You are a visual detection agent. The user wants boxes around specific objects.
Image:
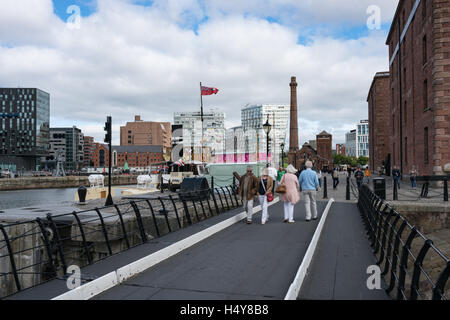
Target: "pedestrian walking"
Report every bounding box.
[238,165,259,224]
[258,168,274,225]
[299,161,319,221]
[332,167,339,189]
[354,167,364,188]
[279,164,300,223]
[410,166,418,189]
[392,166,401,189]
[364,167,371,184]
[317,169,322,188]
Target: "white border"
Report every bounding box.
[284,198,335,300]
[53,198,279,300]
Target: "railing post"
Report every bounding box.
[46,213,67,274]
[216,187,225,211]
[132,201,149,242]
[409,239,433,300]
[432,261,450,300]
[210,188,220,215]
[444,177,448,202]
[323,176,328,199]
[35,218,58,276]
[168,195,182,229]
[220,187,231,210]
[382,213,401,276]
[397,227,418,300]
[158,197,172,233]
[225,186,235,207]
[71,212,94,264]
[190,192,200,221]
[197,192,208,219]
[386,219,408,294]
[393,178,398,201]
[114,205,131,249]
[94,208,113,255]
[346,176,350,200]
[179,195,192,225]
[0,224,21,292]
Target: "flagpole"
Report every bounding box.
[200,82,204,163]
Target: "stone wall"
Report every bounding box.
[0,175,138,191]
[388,201,450,234]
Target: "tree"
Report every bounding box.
[357,156,369,166]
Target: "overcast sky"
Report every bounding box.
[0,0,398,145]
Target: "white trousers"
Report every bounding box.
[303,190,318,220]
[283,202,295,222]
[243,199,254,221]
[258,195,269,223]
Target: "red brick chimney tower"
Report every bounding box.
[288,76,299,167]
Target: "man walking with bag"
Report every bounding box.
[238,166,259,224]
[298,161,319,221]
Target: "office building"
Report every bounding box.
[0,88,50,171]
[48,126,84,171]
[356,120,369,158]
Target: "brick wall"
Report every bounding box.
[387,0,450,176]
[368,73,391,172]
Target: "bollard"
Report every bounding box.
[393,178,398,201]
[77,186,87,203]
[444,177,448,202]
[346,177,350,200]
[160,174,164,194]
[233,176,236,189]
[211,176,214,190]
[323,176,328,199]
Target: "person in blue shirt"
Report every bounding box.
[298,161,319,221]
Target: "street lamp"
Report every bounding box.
[280,142,285,168]
[263,116,272,168]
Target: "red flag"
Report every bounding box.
[201,86,219,95]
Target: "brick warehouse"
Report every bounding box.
[367,72,391,173]
[386,0,450,176]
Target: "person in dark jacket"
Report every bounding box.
[392,166,401,189]
[354,168,364,188]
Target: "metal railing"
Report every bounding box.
[0,184,241,299]
[358,184,450,300]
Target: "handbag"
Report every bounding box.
[267,192,274,202]
[275,184,286,194]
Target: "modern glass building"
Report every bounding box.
[345,129,356,157]
[241,104,290,168]
[173,109,226,162]
[0,88,50,171]
[356,120,369,157]
[47,126,84,171]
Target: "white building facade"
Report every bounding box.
[173,110,225,162]
[356,120,369,157]
[240,104,290,168]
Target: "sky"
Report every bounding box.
[0,0,399,146]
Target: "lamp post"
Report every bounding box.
[280,142,285,168]
[263,116,272,168]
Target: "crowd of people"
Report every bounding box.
[237,161,321,225]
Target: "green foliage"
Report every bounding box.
[332,154,368,167]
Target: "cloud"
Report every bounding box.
[0,0,395,145]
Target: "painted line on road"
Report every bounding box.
[52,197,279,300]
[284,198,335,300]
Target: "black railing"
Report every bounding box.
[358,185,449,300]
[0,185,241,299]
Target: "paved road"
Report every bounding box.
[94,200,327,300]
[298,201,390,300]
[8,194,391,300]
